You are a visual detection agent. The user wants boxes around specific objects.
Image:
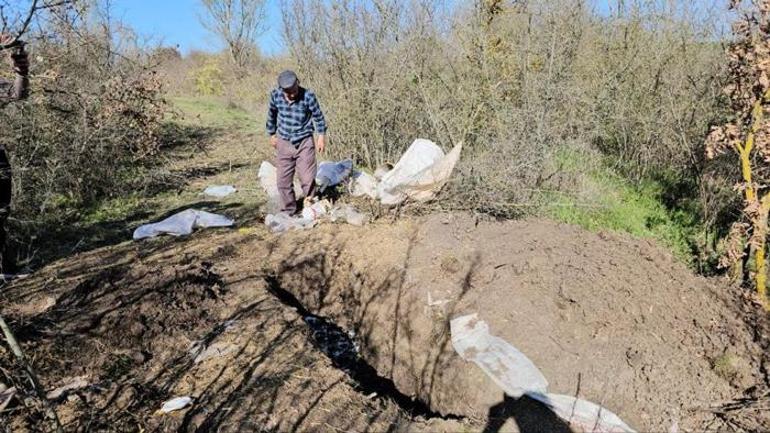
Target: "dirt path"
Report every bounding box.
[1,100,767,432]
[1,211,767,432]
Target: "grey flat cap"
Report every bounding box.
[278,70,298,89]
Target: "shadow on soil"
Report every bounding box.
[0,230,439,432]
[481,395,574,433]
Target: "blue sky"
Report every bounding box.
[113,0,727,56]
[113,0,286,55]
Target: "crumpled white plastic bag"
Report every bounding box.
[158,396,192,413]
[377,139,462,205]
[348,139,461,204]
[133,209,234,240]
[350,171,378,199]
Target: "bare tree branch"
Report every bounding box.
[199,0,267,71]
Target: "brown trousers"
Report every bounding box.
[276,136,316,214]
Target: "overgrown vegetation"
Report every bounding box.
[0,1,170,266]
[276,0,730,270]
[706,0,770,307]
[1,0,766,284]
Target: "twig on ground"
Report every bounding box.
[0,313,64,433]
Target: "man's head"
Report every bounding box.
[278,70,300,101]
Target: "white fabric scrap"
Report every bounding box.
[133,209,234,240]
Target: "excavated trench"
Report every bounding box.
[264,275,464,421]
[256,214,770,432]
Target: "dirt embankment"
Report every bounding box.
[1,213,767,432]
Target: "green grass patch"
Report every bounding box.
[169,95,258,130]
[80,195,146,225]
[544,148,696,263]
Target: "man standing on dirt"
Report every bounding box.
[266,70,327,215]
[0,36,30,275]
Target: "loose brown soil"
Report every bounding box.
[1,212,768,432]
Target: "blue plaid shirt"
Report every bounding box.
[266,87,327,144]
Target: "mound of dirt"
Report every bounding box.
[264,213,765,432]
[1,213,766,432]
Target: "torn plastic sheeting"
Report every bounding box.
[257,161,303,213]
[191,342,238,364]
[265,212,315,233]
[266,201,366,233]
[133,209,234,240]
[450,314,636,433]
[316,159,353,192]
[527,393,636,433]
[450,313,548,398]
[203,185,237,198]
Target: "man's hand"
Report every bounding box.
[270,135,278,148]
[1,34,27,75]
[316,135,325,154]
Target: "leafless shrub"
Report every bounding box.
[280,0,727,216]
[199,0,267,73]
[0,0,168,255]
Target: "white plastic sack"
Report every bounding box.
[450,314,548,398]
[133,209,234,240]
[528,393,636,433]
[158,396,192,413]
[203,185,237,198]
[377,139,462,205]
[257,161,303,213]
[316,160,353,192]
[350,171,378,199]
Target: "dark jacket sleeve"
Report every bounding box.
[0,47,29,105]
[266,90,278,136]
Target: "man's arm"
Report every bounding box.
[308,91,327,153]
[266,91,278,134]
[266,91,279,147]
[0,44,29,104]
[308,91,327,135]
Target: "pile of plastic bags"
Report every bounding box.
[260,138,462,233]
[351,139,463,205]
